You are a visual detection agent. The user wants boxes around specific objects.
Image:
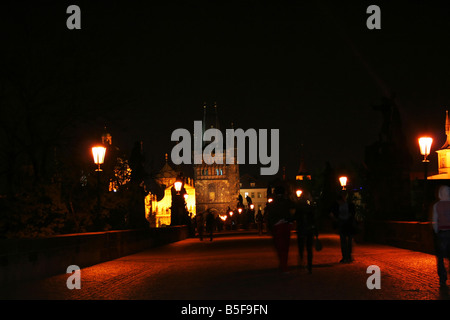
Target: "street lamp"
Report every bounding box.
[92,146,106,171]
[174,177,183,195]
[171,175,186,226]
[92,145,106,214]
[296,189,303,198]
[419,137,433,180]
[339,176,348,190]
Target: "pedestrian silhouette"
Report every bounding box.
[330,191,356,263]
[266,186,295,273]
[432,185,450,288]
[196,213,204,241]
[256,209,263,236]
[206,210,215,241]
[295,191,318,273]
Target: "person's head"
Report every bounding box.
[438,185,450,201]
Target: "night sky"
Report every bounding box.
[1,1,450,182]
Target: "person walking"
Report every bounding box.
[266,186,295,273]
[330,191,356,263]
[295,191,318,273]
[196,213,204,241]
[206,209,215,241]
[256,209,263,236]
[432,185,450,288]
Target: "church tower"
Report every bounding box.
[193,103,240,216]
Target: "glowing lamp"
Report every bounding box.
[339,176,348,190]
[238,207,242,214]
[418,137,433,162]
[92,146,106,171]
[296,189,303,198]
[250,204,254,210]
[219,215,227,221]
[268,198,273,203]
[174,179,183,193]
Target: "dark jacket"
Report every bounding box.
[330,200,356,235]
[295,200,317,236]
[266,195,295,230]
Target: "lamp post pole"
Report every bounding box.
[419,137,433,180]
[92,146,106,214]
[339,176,348,191]
[171,175,185,226]
[418,137,433,218]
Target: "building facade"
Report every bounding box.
[145,155,196,227]
[429,110,450,180]
[193,103,240,217]
[239,174,268,214]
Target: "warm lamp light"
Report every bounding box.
[418,137,433,162]
[296,189,303,198]
[238,208,242,214]
[92,146,106,171]
[339,176,348,190]
[250,204,255,210]
[174,179,183,193]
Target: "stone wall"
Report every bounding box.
[0,226,189,286]
[364,220,436,254]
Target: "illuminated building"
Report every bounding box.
[193,103,240,217]
[239,174,268,213]
[428,110,450,180]
[145,154,196,227]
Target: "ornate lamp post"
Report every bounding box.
[92,146,106,171]
[92,145,106,213]
[174,177,183,194]
[418,137,433,218]
[418,137,433,180]
[339,176,348,190]
[171,175,186,226]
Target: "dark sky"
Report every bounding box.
[2,1,450,182]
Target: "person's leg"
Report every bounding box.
[297,232,305,266]
[437,233,448,286]
[339,233,347,262]
[347,234,353,262]
[306,233,313,273]
[274,223,291,272]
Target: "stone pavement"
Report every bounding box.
[0,233,448,302]
[0,232,449,319]
[0,230,448,302]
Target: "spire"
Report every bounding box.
[214,101,219,130]
[101,125,112,146]
[442,109,450,149]
[202,102,207,134]
[446,109,450,141]
[296,143,312,180]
